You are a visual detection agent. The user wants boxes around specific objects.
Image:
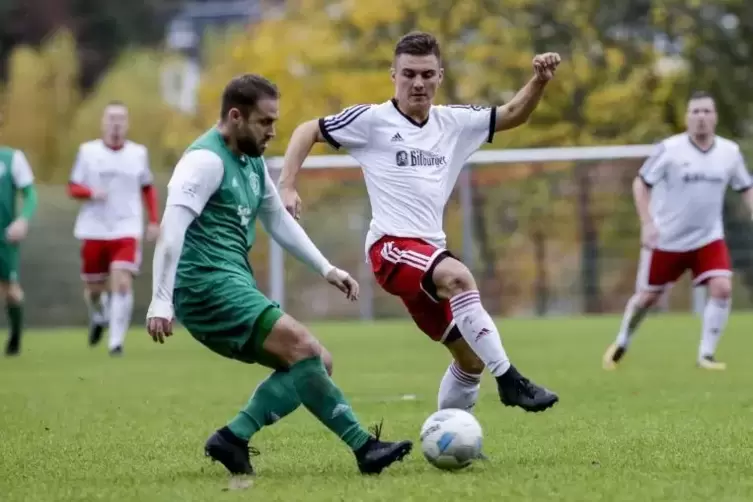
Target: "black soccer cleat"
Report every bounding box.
[204,427,257,476]
[88,324,105,347]
[5,337,20,356]
[496,365,558,413]
[109,346,123,357]
[355,420,413,475]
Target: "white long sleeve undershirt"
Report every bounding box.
[147,149,333,319]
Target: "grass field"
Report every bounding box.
[2,313,753,501]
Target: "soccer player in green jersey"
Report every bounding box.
[146,74,412,476]
[0,145,37,356]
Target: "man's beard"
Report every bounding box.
[237,136,263,157]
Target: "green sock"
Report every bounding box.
[7,303,22,344]
[288,356,371,451]
[228,370,302,441]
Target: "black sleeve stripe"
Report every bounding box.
[321,104,370,132]
[638,173,653,187]
[447,104,488,111]
[734,183,753,193]
[487,106,497,143]
[318,118,341,150]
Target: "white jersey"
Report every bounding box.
[319,99,496,255]
[639,133,753,251]
[70,139,153,240]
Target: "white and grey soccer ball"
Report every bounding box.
[420,408,483,470]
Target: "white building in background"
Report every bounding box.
[162,0,275,114]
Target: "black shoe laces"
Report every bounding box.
[515,377,538,398]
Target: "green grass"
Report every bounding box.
[2,314,753,501]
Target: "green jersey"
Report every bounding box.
[172,128,267,289]
[0,147,34,228]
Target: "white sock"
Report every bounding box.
[108,291,133,350]
[699,297,730,359]
[615,294,650,348]
[449,291,511,377]
[438,362,481,412]
[85,290,108,326]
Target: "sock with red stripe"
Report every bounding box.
[438,361,481,411]
[449,290,511,377]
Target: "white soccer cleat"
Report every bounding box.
[697,355,726,371]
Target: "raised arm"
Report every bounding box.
[146,150,223,341]
[279,105,373,218]
[495,52,561,132]
[260,161,359,300]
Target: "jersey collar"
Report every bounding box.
[687,133,716,154]
[391,98,430,128]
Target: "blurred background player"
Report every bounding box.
[0,142,37,356]
[604,91,753,371]
[68,101,160,356]
[281,32,559,415]
[146,74,412,476]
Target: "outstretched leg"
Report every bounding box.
[203,309,411,476]
[432,256,558,413]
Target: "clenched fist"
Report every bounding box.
[533,52,561,82]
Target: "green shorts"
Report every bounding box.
[174,275,285,369]
[0,243,19,283]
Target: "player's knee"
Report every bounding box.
[6,283,24,304]
[708,277,732,301]
[432,258,477,298]
[86,282,107,297]
[321,347,334,376]
[111,270,132,294]
[264,315,323,367]
[636,290,661,309]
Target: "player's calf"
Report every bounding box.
[3,282,24,356]
[433,258,558,413]
[440,337,483,411]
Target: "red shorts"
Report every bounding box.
[369,236,460,343]
[636,239,732,291]
[80,237,141,282]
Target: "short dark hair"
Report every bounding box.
[220,74,280,119]
[689,90,714,102]
[394,31,441,60]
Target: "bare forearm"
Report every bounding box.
[742,188,753,216]
[496,76,548,131]
[279,120,321,190]
[632,178,653,224]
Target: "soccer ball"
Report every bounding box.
[419,408,483,471]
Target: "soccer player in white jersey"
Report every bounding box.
[280,32,560,414]
[68,101,161,356]
[603,91,753,371]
